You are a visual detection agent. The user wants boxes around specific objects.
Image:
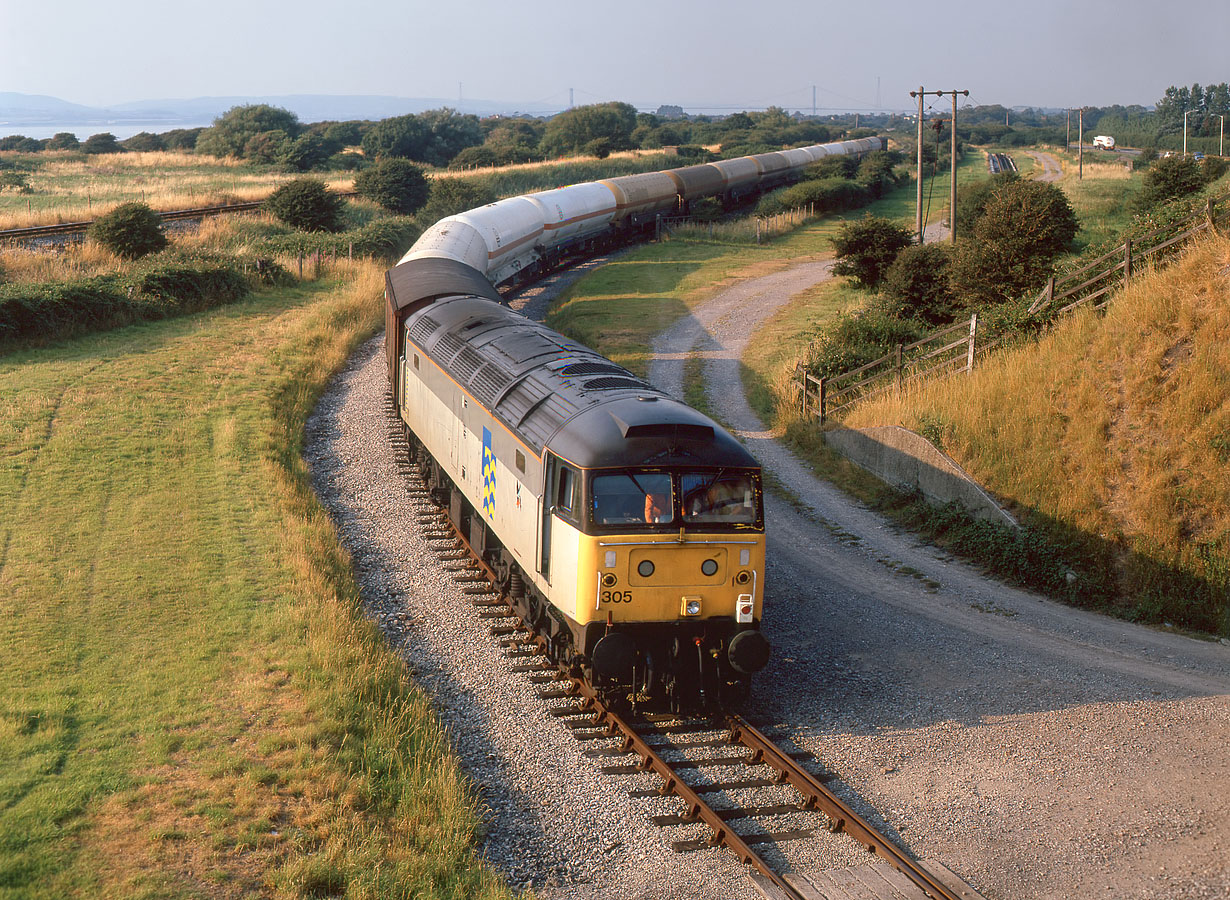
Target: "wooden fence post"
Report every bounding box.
[895,343,904,392]
[1208,197,1219,235]
[1123,238,1133,282]
[966,313,978,373]
[818,377,826,424]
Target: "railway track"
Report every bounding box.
[384,403,978,900]
[0,193,358,245]
[987,152,1017,175]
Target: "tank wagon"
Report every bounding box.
[385,136,884,708]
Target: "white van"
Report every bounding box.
[1092,135,1115,150]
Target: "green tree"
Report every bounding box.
[419,178,496,224]
[1135,155,1205,209]
[83,133,123,155]
[88,202,167,259]
[354,159,430,215]
[539,102,638,156]
[950,179,1078,306]
[264,178,344,232]
[279,132,335,171]
[46,132,80,151]
[196,105,300,158]
[121,132,166,152]
[831,217,914,290]
[416,108,483,167]
[955,171,1019,234]
[361,113,429,161]
[243,130,293,165]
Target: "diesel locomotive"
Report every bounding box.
[384,136,884,708]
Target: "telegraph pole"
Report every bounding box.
[950,89,969,242]
[1066,108,1071,150]
[910,87,968,243]
[813,85,817,117]
[1078,108,1084,180]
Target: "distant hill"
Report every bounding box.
[0,91,561,135]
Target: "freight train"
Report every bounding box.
[384,136,885,709]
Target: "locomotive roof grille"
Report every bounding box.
[559,362,630,377]
[582,376,651,391]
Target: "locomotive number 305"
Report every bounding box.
[601,590,633,604]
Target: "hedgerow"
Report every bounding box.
[0,255,250,346]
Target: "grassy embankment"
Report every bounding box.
[842,234,1230,634]
[0,253,519,895]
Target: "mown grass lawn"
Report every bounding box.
[0,271,515,900]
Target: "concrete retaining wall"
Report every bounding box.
[823,426,1019,528]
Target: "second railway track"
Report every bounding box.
[385,400,979,900]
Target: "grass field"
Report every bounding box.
[0,267,516,899]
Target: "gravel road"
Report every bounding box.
[307,247,1229,900]
[650,259,1230,900]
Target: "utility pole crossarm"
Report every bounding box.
[909,88,968,244]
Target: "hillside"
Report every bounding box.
[843,233,1230,634]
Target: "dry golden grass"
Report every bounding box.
[844,234,1230,598]
[1076,162,1133,180]
[0,152,356,231]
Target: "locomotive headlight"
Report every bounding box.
[682,596,702,617]
[700,559,718,577]
[637,560,655,578]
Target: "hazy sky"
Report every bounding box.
[3,0,1226,113]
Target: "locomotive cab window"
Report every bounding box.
[553,463,580,522]
[591,472,673,526]
[681,471,758,525]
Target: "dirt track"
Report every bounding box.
[648,258,1230,900]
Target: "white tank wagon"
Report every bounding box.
[396,136,886,293]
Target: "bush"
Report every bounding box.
[954,171,1019,235]
[0,257,248,345]
[121,132,165,152]
[950,179,1078,307]
[88,202,168,259]
[197,105,300,159]
[583,138,613,159]
[46,132,80,151]
[82,133,123,155]
[804,309,927,378]
[258,218,422,263]
[449,146,500,170]
[879,243,958,325]
[264,179,344,232]
[756,178,872,218]
[830,217,914,290]
[807,156,859,180]
[280,133,336,171]
[1135,155,1204,210]
[354,159,430,215]
[418,178,496,224]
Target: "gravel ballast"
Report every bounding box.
[307,253,1230,899]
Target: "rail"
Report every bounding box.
[387,403,972,900]
[0,193,358,244]
[793,192,1226,423]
